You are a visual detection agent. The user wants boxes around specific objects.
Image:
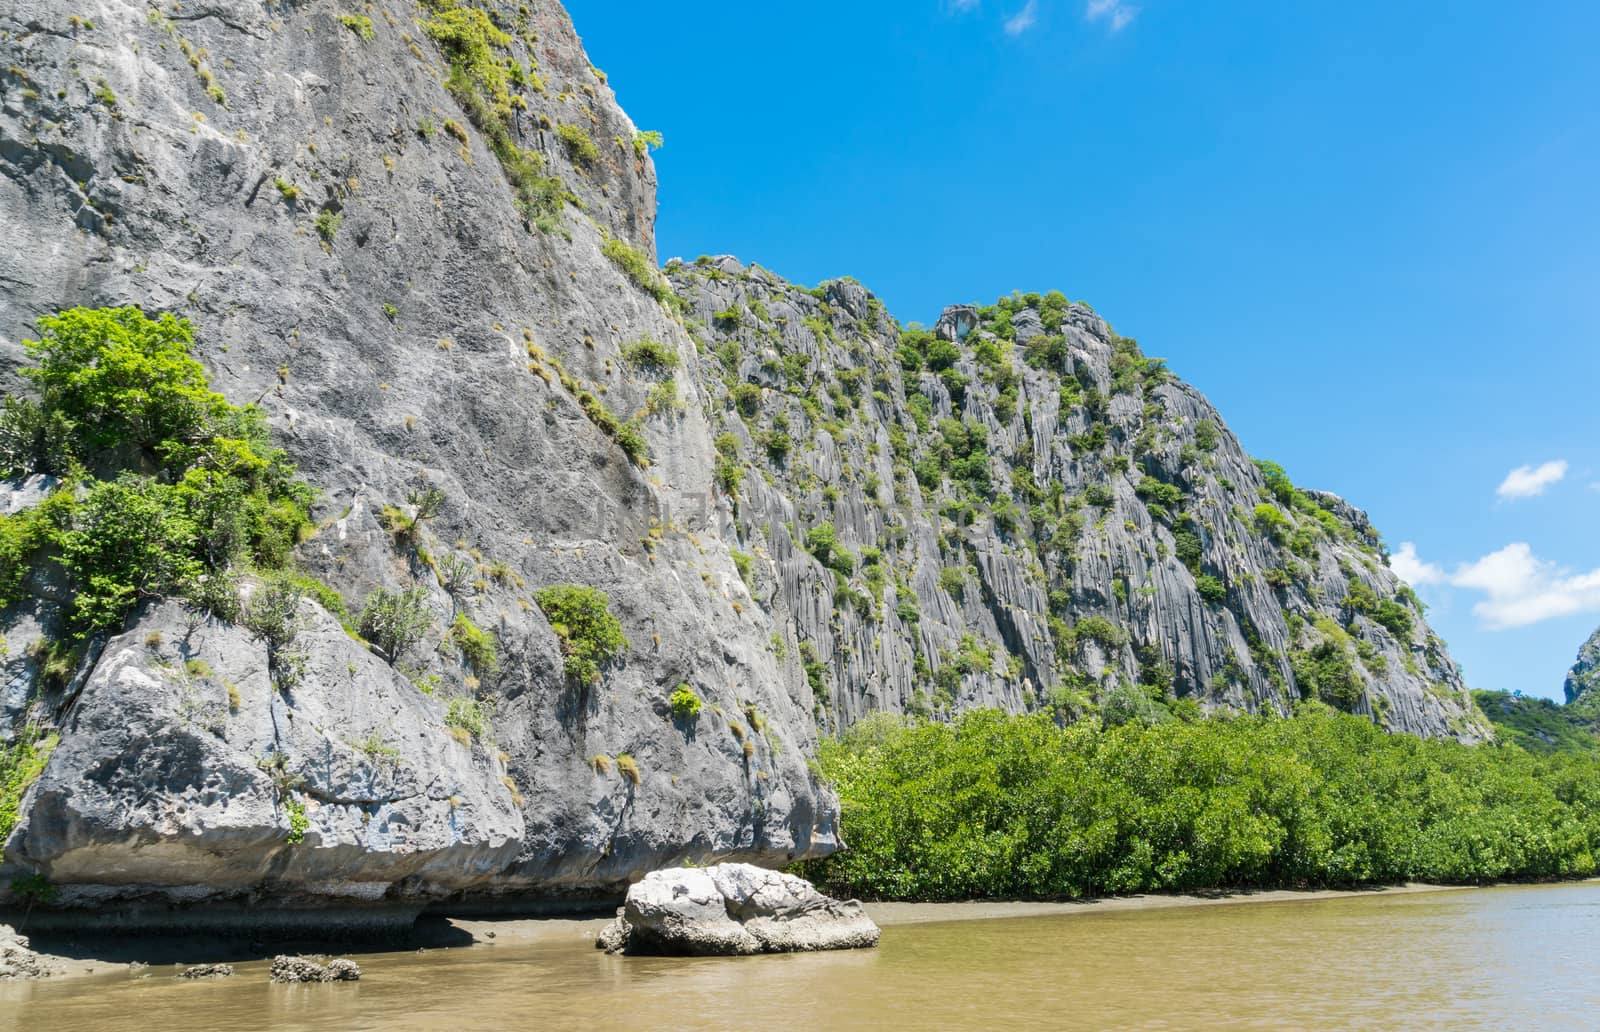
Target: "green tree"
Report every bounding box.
[19,306,227,462]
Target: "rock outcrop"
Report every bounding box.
[0,924,49,980]
[269,955,361,983]
[8,599,523,914]
[0,0,1488,925]
[596,863,879,955]
[179,963,235,979]
[1563,625,1600,716]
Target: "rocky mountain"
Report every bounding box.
[669,260,1486,741]
[0,0,1485,928]
[1563,625,1600,717]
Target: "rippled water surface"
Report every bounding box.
[4,882,1598,1030]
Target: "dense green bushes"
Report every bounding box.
[799,707,1600,900]
[0,307,312,637]
[1290,618,1363,710]
[1194,573,1227,605]
[1344,580,1414,639]
[1475,690,1600,755]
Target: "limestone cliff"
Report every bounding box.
[0,0,1485,926]
[0,0,833,923]
[669,261,1486,741]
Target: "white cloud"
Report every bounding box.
[1395,541,1600,630]
[946,0,981,12]
[1455,544,1600,629]
[1391,542,1444,586]
[1496,459,1567,499]
[1086,0,1139,31]
[1004,0,1037,34]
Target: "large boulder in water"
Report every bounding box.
[596,863,880,956]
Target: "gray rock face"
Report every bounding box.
[0,0,1489,922]
[269,955,361,983]
[935,305,978,341]
[7,599,523,912]
[1563,626,1600,712]
[0,475,57,517]
[596,863,879,955]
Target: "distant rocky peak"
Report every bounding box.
[1564,625,1600,711]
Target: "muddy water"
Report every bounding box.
[3,882,1597,1030]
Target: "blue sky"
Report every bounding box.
[568,0,1600,699]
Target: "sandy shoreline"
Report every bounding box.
[864,881,1474,925]
[5,881,1487,984]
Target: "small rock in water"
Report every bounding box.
[180,963,235,979]
[324,959,361,981]
[596,863,880,956]
[269,955,362,983]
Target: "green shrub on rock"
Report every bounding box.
[0,307,313,638]
[1135,476,1183,511]
[12,306,225,460]
[445,696,491,741]
[359,586,433,663]
[556,123,598,166]
[0,726,58,842]
[804,522,855,576]
[602,237,677,308]
[420,0,569,231]
[668,683,702,720]
[1074,616,1127,648]
[621,337,679,373]
[447,613,499,676]
[1344,580,1415,639]
[1195,574,1227,605]
[534,584,627,685]
[1291,621,1363,711]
